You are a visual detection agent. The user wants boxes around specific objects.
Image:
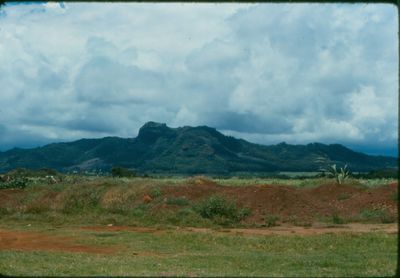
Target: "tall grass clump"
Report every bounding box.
[194,196,250,225]
[55,184,106,213]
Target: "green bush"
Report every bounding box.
[194,196,250,223]
[4,168,61,178]
[360,209,395,223]
[265,215,279,227]
[150,187,162,198]
[166,197,189,206]
[0,207,12,216]
[0,177,29,189]
[332,213,345,224]
[337,193,351,201]
[111,167,136,178]
[61,186,104,213]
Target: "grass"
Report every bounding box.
[0,176,397,276]
[166,197,190,206]
[3,174,396,190]
[0,221,396,277]
[194,195,249,223]
[332,214,346,225]
[215,176,396,188]
[359,209,396,224]
[337,193,351,201]
[0,175,396,228]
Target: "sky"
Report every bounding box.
[0,2,398,156]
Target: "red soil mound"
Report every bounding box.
[161,181,398,223]
[0,180,397,224]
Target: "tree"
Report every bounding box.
[111,167,136,178]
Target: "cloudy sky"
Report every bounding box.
[0,2,398,156]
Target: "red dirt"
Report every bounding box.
[81,226,162,234]
[0,179,397,224]
[0,229,116,254]
[161,181,398,223]
[79,223,397,236]
[143,194,153,203]
[339,183,398,216]
[185,223,398,236]
[0,188,25,207]
[0,223,396,255]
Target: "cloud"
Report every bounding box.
[75,56,167,105]
[0,3,397,156]
[208,111,292,134]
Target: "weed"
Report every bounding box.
[238,207,252,219]
[150,188,162,198]
[360,209,395,223]
[0,177,29,189]
[265,215,279,227]
[59,185,105,213]
[332,214,345,224]
[194,196,248,223]
[94,233,116,238]
[166,197,189,206]
[25,204,49,214]
[337,193,351,201]
[0,207,12,216]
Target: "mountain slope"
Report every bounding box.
[0,122,397,174]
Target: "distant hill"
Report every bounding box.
[0,122,397,174]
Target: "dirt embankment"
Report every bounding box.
[162,180,398,223]
[0,180,397,224]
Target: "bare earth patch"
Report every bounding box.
[187,223,398,236]
[0,223,396,255]
[81,223,397,236]
[0,228,116,254]
[80,225,162,234]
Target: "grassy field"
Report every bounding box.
[0,221,397,277]
[0,175,398,276]
[0,175,397,226]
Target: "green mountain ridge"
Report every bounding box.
[0,121,397,174]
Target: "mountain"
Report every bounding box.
[0,122,397,174]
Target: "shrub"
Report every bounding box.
[166,197,189,206]
[0,207,12,216]
[111,167,136,178]
[0,177,29,189]
[332,213,345,224]
[25,203,50,214]
[238,207,252,219]
[194,196,250,223]
[150,188,162,198]
[360,209,395,223]
[265,215,279,227]
[337,193,351,201]
[59,186,104,213]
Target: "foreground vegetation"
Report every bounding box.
[0,221,396,277]
[0,170,397,277]
[0,171,397,227]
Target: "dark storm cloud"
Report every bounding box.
[209,111,292,134]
